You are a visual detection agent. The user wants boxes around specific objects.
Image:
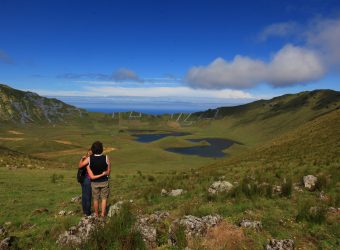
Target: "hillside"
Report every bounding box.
[193,89,340,144]
[0,84,86,123]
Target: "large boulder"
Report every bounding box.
[265,239,294,250]
[135,211,169,248]
[239,219,262,231]
[169,214,222,243]
[303,175,318,191]
[56,215,104,247]
[208,181,234,194]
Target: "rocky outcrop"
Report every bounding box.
[135,211,169,247]
[208,181,233,194]
[0,236,17,250]
[0,84,85,124]
[239,219,262,231]
[0,226,7,239]
[303,175,318,191]
[107,201,124,217]
[169,214,222,244]
[265,239,294,250]
[57,215,104,247]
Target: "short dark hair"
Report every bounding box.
[91,141,103,154]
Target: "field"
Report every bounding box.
[0,91,339,249]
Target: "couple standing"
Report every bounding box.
[79,141,111,217]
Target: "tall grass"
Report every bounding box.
[81,204,146,250]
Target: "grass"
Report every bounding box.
[0,91,339,249]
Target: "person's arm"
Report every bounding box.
[106,155,111,176]
[79,157,89,168]
[86,165,107,180]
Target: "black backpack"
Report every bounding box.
[77,166,86,183]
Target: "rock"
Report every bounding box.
[303,175,318,191]
[135,211,169,248]
[169,214,222,241]
[293,183,303,192]
[319,191,330,202]
[71,195,82,203]
[328,207,340,214]
[33,208,49,214]
[208,181,233,194]
[57,215,104,247]
[239,219,262,231]
[272,185,282,194]
[107,201,124,217]
[58,210,67,216]
[161,189,168,196]
[0,236,18,250]
[169,189,185,197]
[265,239,294,250]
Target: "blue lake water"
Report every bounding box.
[131,131,236,158]
[166,138,236,158]
[132,132,191,143]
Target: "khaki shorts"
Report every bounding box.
[91,181,109,200]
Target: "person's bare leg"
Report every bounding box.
[101,199,107,217]
[93,200,99,217]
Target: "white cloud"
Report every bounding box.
[186,44,324,89]
[30,86,253,99]
[258,21,300,41]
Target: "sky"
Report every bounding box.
[0,0,340,113]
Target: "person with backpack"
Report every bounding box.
[78,149,93,216]
[79,141,111,217]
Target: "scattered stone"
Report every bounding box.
[319,191,330,202]
[57,215,104,247]
[71,195,81,203]
[0,236,18,250]
[293,183,303,192]
[208,181,234,194]
[33,208,49,214]
[265,239,294,250]
[328,207,340,214]
[239,219,262,231]
[161,189,168,196]
[272,185,282,194]
[107,201,124,217]
[169,214,222,241]
[67,211,75,216]
[58,210,67,216]
[169,189,185,197]
[303,175,318,191]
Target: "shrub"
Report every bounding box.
[147,175,155,182]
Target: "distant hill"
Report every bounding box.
[0,84,86,123]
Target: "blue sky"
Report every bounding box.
[0,0,340,113]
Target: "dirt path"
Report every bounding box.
[0,137,24,141]
[8,130,24,135]
[53,140,73,145]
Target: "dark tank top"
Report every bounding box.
[89,155,108,182]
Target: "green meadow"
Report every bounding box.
[0,90,339,249]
